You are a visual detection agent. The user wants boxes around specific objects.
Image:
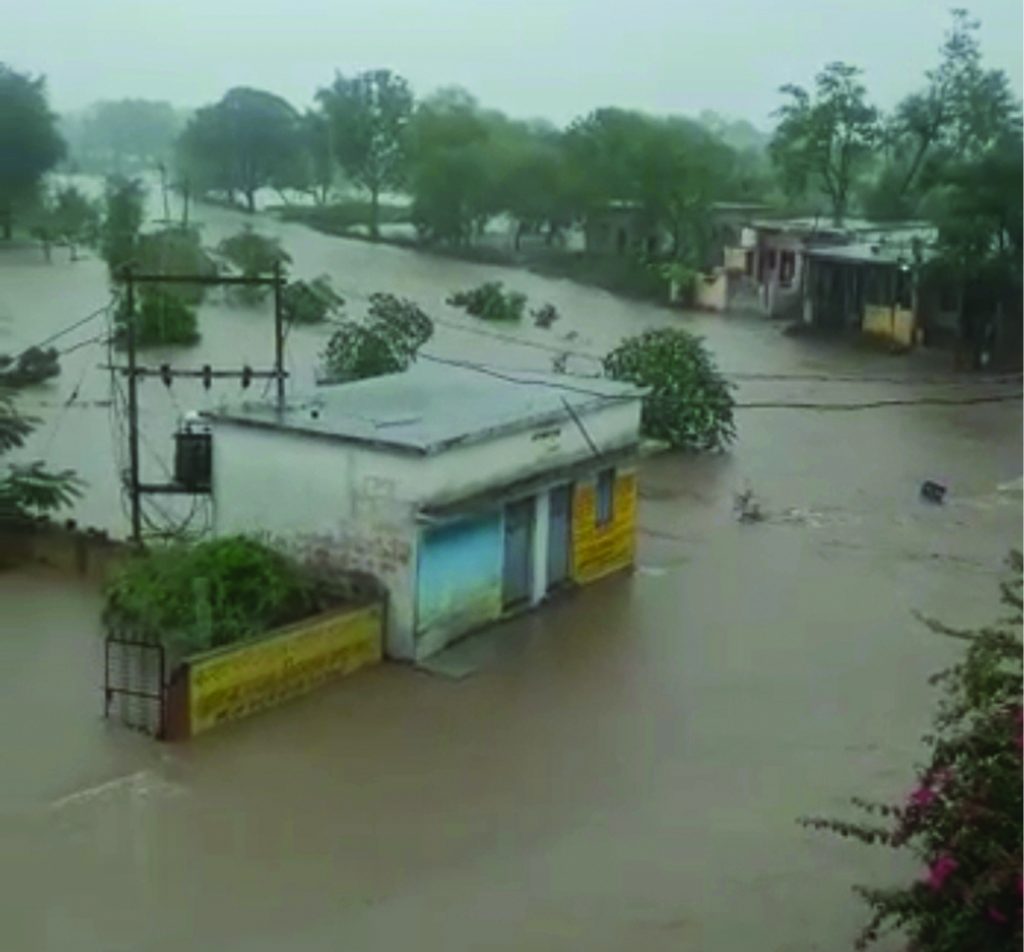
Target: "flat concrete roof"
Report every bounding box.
[205,361,643,456]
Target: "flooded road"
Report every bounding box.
[1,192,1021,950]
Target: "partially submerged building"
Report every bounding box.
[204,364,644,661]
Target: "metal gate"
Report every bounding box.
[104,636,166,738]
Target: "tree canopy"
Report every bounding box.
[317,70,414,237]
[0,64,65,239]
[770,61,879,224]
[177,87,303,212]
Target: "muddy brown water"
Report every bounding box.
[1,186,1021,950]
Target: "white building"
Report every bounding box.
[205,363,644,661]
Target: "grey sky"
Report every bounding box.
[11,0,1023,126]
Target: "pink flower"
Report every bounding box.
[925,853,958,892]
[987,906,1009,925]
[908,784,936,808]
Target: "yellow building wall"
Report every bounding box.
[863,305,915,347]
[571,471,637,585]
[185,602,383,736]
[695,269,728,311]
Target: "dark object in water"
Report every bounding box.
[0,346,61,389]
[531,303,560,328]
[920,480,947,504]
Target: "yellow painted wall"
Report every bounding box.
[572,471,637,585]
[695,269,728,311]
[863,305,915,347]
[186,603,382,736]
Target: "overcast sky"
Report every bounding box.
[10,0,1022,126]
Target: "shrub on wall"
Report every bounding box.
[102,535,319,654]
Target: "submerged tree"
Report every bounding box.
[603,328,735,451]
[320,294,433,383]
[99,176,145,276]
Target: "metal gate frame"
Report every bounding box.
[103,635,166,738]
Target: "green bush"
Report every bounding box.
[603,327,735,451]
[282,275,345,324]
[115,288,200,349]
[446,281,527,321]
[102,536,318,654]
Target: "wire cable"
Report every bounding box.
[417,351,1021,411]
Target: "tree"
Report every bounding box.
[317,69,414,237]
[177,88,302,212]
[404,89,510,246]
[29,184,100,262]
[0,387,81,521]
[603,328,735,451]
[217,227,292,305]
[771,62,879,224]
[800,553,1022,951]
[297,111,335,206]
[281,276,345,325]
[895,10,1019,196]
[99,176,145,276]
[0,64,65,240]
[321,294,433,383]
[114,288,200,350]
[78,99,181,173]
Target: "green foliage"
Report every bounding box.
[405,88,498,245]
[177,87,303,211]
[102,535,319,654]
[0,388,82,522]
[446,281,526,321]
[115,287,200,349]
[99,176,145,276]
[217,227,291,305]
[321,293,433,383]
[217,227,291,277]
[316,70,414,236]
[77,99,181,173]
[0,347,60,388]
[771,62,879,224]
[136,225,218,305]
[0,64,65,239]
[800,554,1023,951]
[603,328,735,450]
[281,275,345,324]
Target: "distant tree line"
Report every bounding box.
[0,7,1018,329]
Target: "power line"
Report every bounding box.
[417,351,1021,411]
[10,299,115,361]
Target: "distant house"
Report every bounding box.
[584,201,665,257]
[584,200,770,266]
[802,241,919,346]
[707,217,936,320]
[205,364,644,661]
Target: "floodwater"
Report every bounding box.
[1,188,1021,950]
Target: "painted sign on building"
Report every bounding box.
[415,514,503,656]
[572,471,637,584]
[184,603,383,736]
